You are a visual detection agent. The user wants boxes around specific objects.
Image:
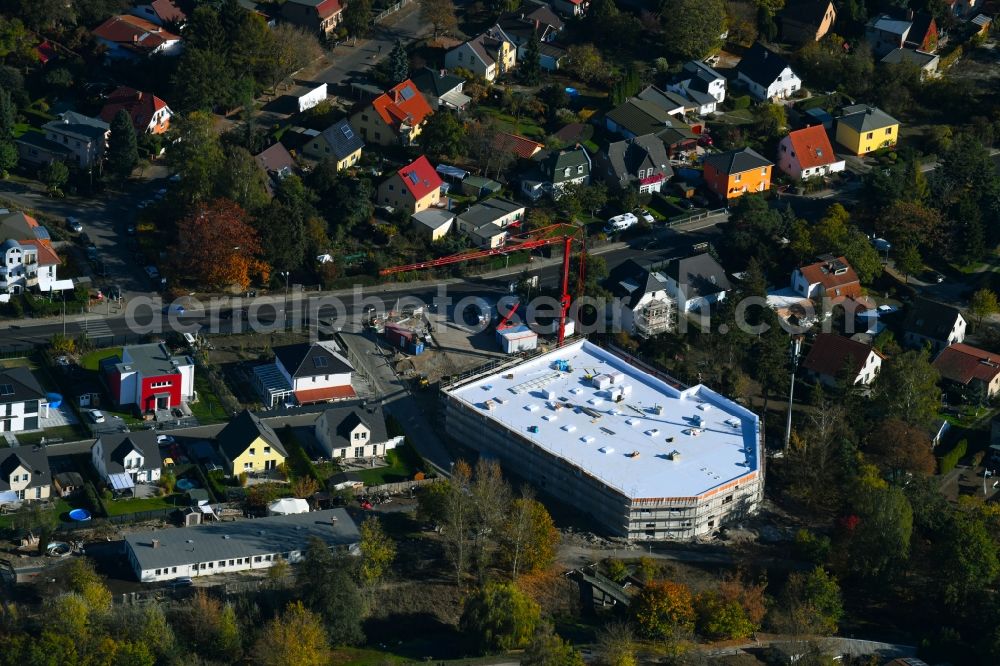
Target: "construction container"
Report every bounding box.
[384,323,425,355]
[497,325,538,353]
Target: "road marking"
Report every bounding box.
[83,319,113,339]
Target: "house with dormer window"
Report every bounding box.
[254,341,356,407]
[314,402,404,459]
[777,125,845,180]
[92,432,163,493]
[444,25,517,82]
[0,445,51,502]
[0,211,62,295]
[350,79,433,147]
[736,42,802,101]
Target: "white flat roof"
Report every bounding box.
[446,340,760,500]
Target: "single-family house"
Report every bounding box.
[0,367,46,433]
[779,0,837,44]
[0,212,62,295]
[903,298,967,353]
[494,132,544,159]
[350,79,433,147]
[314,402,405,459]
[791,255,862,300]
[92,432,163,491]
[456,198,525,248]
[377,155,443,214]
[636,85,692,116]
[281,0,343,35]
[609,261,674,337]
[595,134,673,194]
[102,342,195,413]
[666,60,726,114]
[933,343,1000,398]
[702,147,773,200]
[131,0,187,26]
[92,15,182,59]
[880,48,940,79]
[735,43,802,101]
[0,445,51,502]
[301,119,364,169]
[802,333,884,387]
[445,25,517,82]
[520,146,591,200]
[835,104,899,155]
[605,99,683,139]
[253,341,355,407]
[410,67,471,111]
[866,15,912,58]
[216,410,288,477]
[124,508,359,583]
[905,13,938,53]
[411,209,456,241]
[777,125,845,180]
[553,0,588,17]
[498,6,566,71]
[16,112,109,170]
[662,253,731,314]
[99,86,172,135]
[254,143,296,195]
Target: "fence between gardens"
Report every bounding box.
[372,0,413,24]
[665,208,728,228]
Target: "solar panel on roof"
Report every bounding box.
[408,171,420,184]
[400,86,415,100]
[341,125,354,140]
[314,356,328,368]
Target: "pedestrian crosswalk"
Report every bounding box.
[81,318,113,339]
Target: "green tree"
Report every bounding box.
[969,288,999,329]
[847,484,914,580]
[695,592,755,640]
[523,623,585,666]
[173,47,233,111]
[662,0,727,60]
[774,566,843,635]
[106,109,138,183]
[565,44,606,85]
[841,228,883,283]
[421,0,458,38]
[812,203,849,253]
[0,141,16,177]
[521,32,542,86]
[41,160,69,195]
[253,602,330,666]
[631,580,696,639]
[419,109,466,159]
[258,175,311,273]
[359,515,396,589]
[297,537,365,646]
[388,39,409,84]
[167,111,224,204]
[894,242,923,284]
[216,145,269,211]
[871,348,941,427]
[500,496,560,578]
[0,86,16,141]
[937,511,1000,610]
[459,582,542,653]
[342,0,373,40]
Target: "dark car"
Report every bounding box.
[167,577,193,588]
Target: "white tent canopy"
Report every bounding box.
[267,498,310,516]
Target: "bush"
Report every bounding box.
[793,528,831,564]
[606,558,628,583]
[729,95,751,110]
[938,439,968,474]
[281,426,322,483]
[83,482,105,517]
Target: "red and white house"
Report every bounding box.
[102,343,194,413]
[777,125,845,180]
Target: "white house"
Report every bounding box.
[777,125,846,180]
[254,341,356,407]
[0,367,47,433]
[610,262,675,338]
[663,254,731,314]
[736,42,802,101]
[91,432,163,492]
[802,333,883,387]
[104,343,195,413]
[904,298,967,354]
[314,402,404,460]
[0,212,62,295]
[667,60,726,115]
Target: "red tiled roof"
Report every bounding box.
[92,15,180,53]
[932,343,1000,386]
[397,155,443,201]
[372,80,433,132]
[20,239,61,267]
[802,333,880,378]
[798,256,859,291]
[315,0,343,18]
[494,132,544,159]
[99,86,169,132]
[786,125,838,169]
[35,40,57,64]
[150,0,187,23]
[294,385,357,404]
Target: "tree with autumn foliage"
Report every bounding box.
[176,198,270,290]
[867,418,936,482]
[631,580,696,639]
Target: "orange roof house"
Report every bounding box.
[791,255,862,300]
[350,80,433,147]
[777,125,846,180]
[933,343,1000,397]
[702,147,773,200]
[92,15,181,59]
[99,86,173,135]
[494,132,544,159]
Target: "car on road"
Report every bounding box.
[604,212,639,234]
[88,409,106,424]
[67,217,82,233]
[86,244,98,260]
[934,272,945,283]
[145,266,160,279]
[638,209,655,224]
[163,303,186,315]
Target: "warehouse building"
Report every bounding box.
[442,340,762,540]
[124,508,359,582]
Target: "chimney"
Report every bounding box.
[151,539,160,548]
[331,516,339,526]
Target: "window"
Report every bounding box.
[734,173,742,182]
[723,494,733,504]
[577,165,584,174]
[339,448,347,458]
[886,127,893,135]
[229,560,234,566]
[761,167,767,176]
[866,132,874,139]
[563,167,571,177]
[264,446,271,454]
[354,446,365,457]
[354,433,360,440]
[171,567,177,573]
[156,569,161,575]
[249,448,255,456]
[244,462,253,470]
[254,556,262,562]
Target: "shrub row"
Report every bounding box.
[938,438,969,474]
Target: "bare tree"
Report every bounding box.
[442,460,473,587]
[471,459,512,583]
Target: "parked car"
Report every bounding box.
[67,217,82,233]
[638,209,655,224]
[145,266,160,279]
[89,409,106,424]
[167,577,193,588]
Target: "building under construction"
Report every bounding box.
[442,340,763,540]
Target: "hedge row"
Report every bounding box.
[281,426,323,484]
[939,439,968,474]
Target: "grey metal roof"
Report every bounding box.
[412,208,455,231]
[664,253,731,300]
[318,119,365,160]
[0,366,45,405]
[606,99,677,137]
[315,402,392,451]
[905,298,964,341]
[458,197,524,227]
[682,60,724,90]
[124,508,360,572]
[636,85,690,112]
[0,445,50,493]
[702,147,773,174]
[411,67,464,98]
[273,342,353,379]
[838,105,899,132]
[216,410,287,463]
[537,147,590,183]
[94,431,163,475]
[603,134,672,182]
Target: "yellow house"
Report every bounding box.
[216,410,287,477]
[444,26,517,82]
[301,119,364,170]
[835,104,900,155]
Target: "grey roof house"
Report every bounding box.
[596,134,673,194]
[0,444,51,503]
[301,119,365,168]
[521,146,591,200]
[254,341,356,407]
[662,253,731,313]
[17,111,110,169]
[0,366,46,433]
[880,48,939,79]
[456,197,526,248]
[903,298,967,354]
[91,431,164,491]
[609,260,674,338]
[411,67,471,111]
[735,42,802,101]
[254,142,296,195]
[314,401,404,459]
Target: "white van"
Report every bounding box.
[604,213,638,234]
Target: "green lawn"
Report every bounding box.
[357,443,423,485]
[0,499,77,531]
[103,493,184,517]
[16,424,87,446]
[80,347,122,371]
[188,371,228,424]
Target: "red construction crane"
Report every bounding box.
[379,223,586,344]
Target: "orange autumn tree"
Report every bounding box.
[177,198,270,290]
